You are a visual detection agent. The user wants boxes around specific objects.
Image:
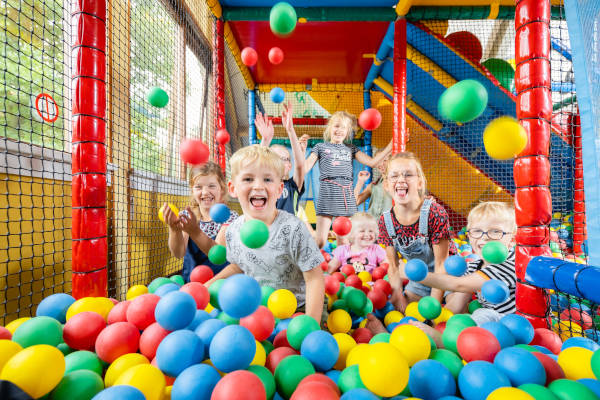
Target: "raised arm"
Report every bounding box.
[304,151,318,174]
[256,112,274,147]
[354,141,393,168]
[354,170,370,203]
[282,102,306,191]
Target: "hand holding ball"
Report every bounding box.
[158,203,179,223]
[405,259,428,282]
[180,139,209,166]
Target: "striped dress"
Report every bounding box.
[313,142,359,217]
[466,249,517,314]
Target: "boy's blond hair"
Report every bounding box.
[349,212,379,242]
[230,144,285,180]
[467,201,516,233]
[385,152,427,198]
[323,111,357,143]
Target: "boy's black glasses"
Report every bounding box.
[467,229,508,240]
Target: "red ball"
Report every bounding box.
[367,288,387,310]
[273,329,292,348]
[0,326,11,340]
[216,129,230,145]
[268,47,284,65]
[324,276,340,296]
[63,311,107,351]
[126,293,160,330]
[456,326,501,362]
[296,374,340,396]
[320,261,329,272]
[331,272,345,283]
[371,267,386,281]
[332,217,352,236]
[292,380,339,400]
[560,308,593,330]
[95,321,140,363]
[241,47,258,67]
[265,346,298,374]
[107,300,130,324]
[341,265,355,276]
[190,265,214,284]
[373,279,392,296]
[532,352,565,385]
[180,139,209,166]
[240,306,275,341]
[358,108,382,131]
[352,327,374,344]
[139,322,171,360]
[359,285,370,296]
[321,251,331,262]
[379,262,389,272]
[445,31,483,62]
[530,328,563,355]
[180,282,210,309]
[212,370,266,400]
[344,275,362,290]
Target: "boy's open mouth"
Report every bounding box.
[250,195,267,209]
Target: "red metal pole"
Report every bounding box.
[213,19,226,171]
[573,113,587,255]
[393,19,407,153]
[71,0,108,298]
[514,0,552,328]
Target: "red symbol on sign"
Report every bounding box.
[35,93,59,123]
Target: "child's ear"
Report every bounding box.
[227,180,238,198]
[277,180,284,197]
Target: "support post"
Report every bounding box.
[393,19,407,153]
[213,18,226,170]
[248,90,257,144]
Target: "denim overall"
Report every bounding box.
[383,198,435,297]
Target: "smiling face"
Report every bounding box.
[192,173,223,217]
[271,145,292,177]
[468,216,515,257]
[350,219,378,248]
[384,158,424,205]
[326,115,353,144]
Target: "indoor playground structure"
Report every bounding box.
[3,0,600,399]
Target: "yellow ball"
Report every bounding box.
[357,271,372,284]
[384,310,404,327]
[483,116,527,160]
[487,387,535,400]
[327,294,337,310]
[105,353,149,387]
[553,320,583,341]
[0,344,65,398]
[205,303,215,313]
[5,317,30,335]
[158,203,179,223]
[346,343,371,367]
[114,364,166,400]
[127,285,149,300]
[333,333,357,370]
[358,342,409,397]
[251,340,266,366]
[389,324,431,366]
[0,340,23,371]
[327,309,352,334]
[66,297,114,321]
[433,307,454,325]
[267,289,297,319]
[405,302,425,322]
[558,347,595,380]
[358,318,368,329]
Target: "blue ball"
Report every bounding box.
[218,274,262,319]
[438,397,463,400]
[36,293,75,323]
[531,345,554,355]
[562,336,600,352]
[155,291,197,331]
[481,280,509,304]
[493,347,546,386]
[387,322,400,332]
[300,330,339,372]
[558,229,570,239]
[270,87,285,104]
[578,379,600,398]
[325,369,341,383]
[209,203,231,224]
[340,388,379,400]
[195,319,227,354]
[398,316,418,325]
[481,322,515,349]
[186,309,212,331]
[275,317,292,333]
[171,364,221,400]
[458,361,510,400]
[154,283,180,297]
[499,314,534,345]
[405,258,428,281]
[91,386,145,400]
[585,329,600,342]
[408,359,456,400]
[374,302,394,319]
[444,255,467,277]
[209,325,256,372]
[156,330,205,377]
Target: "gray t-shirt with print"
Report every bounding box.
[225,210,324,306]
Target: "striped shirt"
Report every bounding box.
[466,249,516,314]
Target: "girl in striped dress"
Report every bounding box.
[304,111,392,248]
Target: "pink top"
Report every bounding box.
[332,244,387,273]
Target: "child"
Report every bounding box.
[354,148,393,220]
[255,102,310,215]
[162,162,238,282]
[205,145,325,323]
[377,152,453,307]
[303,111,392,248]
[327,212,387,274]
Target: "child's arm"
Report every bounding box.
[327,257,342,274]
[162,203,187,259]
[282,102,306,191]
[304,151,318,174]
[385,246,408,312]
[354,141,393,168]
[303,266,325,323]
[430,239,450,302]
[256,112,274,147]
[356,183,373,207]
[354,170,370,202]
[179,206,217,254]
[204,263,244,287]
[419,270,486,293]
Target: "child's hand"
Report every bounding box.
[357,170,370,182]
[179,206,200,235]
[162,203,181,231]
[282,101,295,133]
[387,260,406,291]
[299,134,310,153]
[255,112,274,143]
[364,313,387,335]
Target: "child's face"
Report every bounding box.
[384,159,423,205]
[468,216,515,258]
[271,147,292,177]
[350,221,378,248]
[192,174,223,211]
[329,117,352,144]
[228,162,283,222]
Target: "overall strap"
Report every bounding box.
[418,198,434,237]
[383,210,397,240]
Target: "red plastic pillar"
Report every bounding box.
[393,19,407,153]
[572,113,587,255]
[71,0,108,298]
[514,0,552,328]
[213,18,226,171]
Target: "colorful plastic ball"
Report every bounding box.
[269,2,297,37]
[548,379,599,400]
[209,324,256,372]
[94,321,140,363]
[287,315,320,350]
[332,333,357,370]
[418,296,442,320]
[241,47,258,67]
[66,297,114,321]
[169,364,219,400]
[212,370,266,400]
[482,279,510,304]
[213,128,231,146]
[247,365,276,400]
[357,342,409,397]
[481,321,516,349]
[300,330,339,371]
[104,353,149,387]
[0,340,22,372]
[483,116,527,160]
[333,217,353,237]
[339,388,378,400]
[186,309,211,331]
[156,330,204,377]
[382,310,403,327]
[36,293,75,323]
[180,138,209,165]
[557,347,595,380]
[194,319,225,354]
[275,355,316,399]
[92,385,146,400]
[240,219,270,249]
[107,300,130,324]
[338,364,367,393]
[405,258,428,281]
[494,347,546,386]
[390,324,431,366]
[0,344,65,398]
[270,87,285,104]
[457,326,501,362]
[179,283,209,310]
[158,203,178,224]
[482,58,515,91]
[5,317,30,335]
[408,359,456,400]
[62,312,106,351]
[482,241,509,264]
[147,86,169,108]
[352,327,374,344]
[327,309,352,334]
[592,349,600,380]
[444,255,467,276]
[532,352,565,385]
[12,316,63,348]
[148,277,172,293]
[487,387,535,400]
[438,79,488,123]
[154,291,195,331]
[562,336,600,352]
[445,31,483,62]
[218,274,262,319]
[268,46,285,64]
[366,288,387,310]
[345,289,367,314]
[500,314,534,345]
[169,275,184,287]
[265,346,297,373]
[325,275,341,295]
[126,293,160,330]
[190,265,214,284]
[358,108,382,131]
[268,289,297,319]
[429,348,464,379]
[240,305,276,341]
[578,379,600,398]
[458,361,510,400]
[208,244,227,265]
[518,383,560,400]
[0,326,11,340]
[468,299,482,313]
[114,364,166,400]
[154,282,179,297]
[206,204,230,225]
[296,374,340,399]
[50,369,104,400]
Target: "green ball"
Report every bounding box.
[337,364,367,393]
[417,296,442,320]
[438,79,488,123]
[147,86,169,108]
[57,343,74,356]
[446,314,476,329]
[217,311,239,325]
[468,300,482,313]
[240,219,269,249]
[208,244,227,265]
[369,332,390,344]
[336,282,346,297]
[428,334,437,351]
[331,299,349,312]
[13,316,63,348]
[50,370,104,400]
[482,241,509,264]
[340,286,356,299]
[269,2,297,37]
[591,349,600,379]
[482,58,515,92]
[64,351,103,376]
[261,340,275,356]
[209,279,225,309]
[274,355,315,399]
[519,383,560,400]
[286,315,320,350]
[548,379,599,400]
[513,344,540,353]
[148,277,171,293]
[441,323,465,355]
[248,365,276,400]
[345,290,367,314]
[169,275,184,286]
[261,286,276,307]
[429,349,464,379]
[359,298,374,317]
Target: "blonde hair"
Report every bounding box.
[230,144,285,180]
[323,111,357,143]
[467,202,516,233]
[189,161,228,214]
[349,212,379,243]
[385,152,427,198]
